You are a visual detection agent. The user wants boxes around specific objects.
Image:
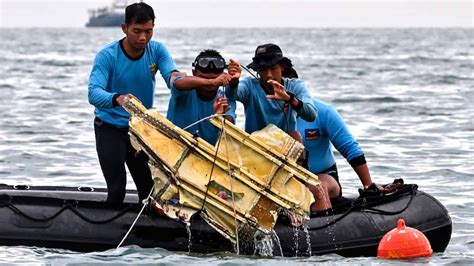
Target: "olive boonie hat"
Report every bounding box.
[247,43,285,70]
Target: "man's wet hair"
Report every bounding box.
[125,2,155,25]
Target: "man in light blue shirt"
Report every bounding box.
[167,49,237,145]
[279,63,380,212]
[297,97,377,212]
[225,43,316,142]
[88,3,178,203]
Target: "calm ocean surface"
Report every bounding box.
[0,28,472,265]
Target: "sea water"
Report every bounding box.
[0,27,473,264]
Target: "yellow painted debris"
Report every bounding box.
[123,98,320,243]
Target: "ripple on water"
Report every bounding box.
[332,96,403,104]
[41,60,79,67]
[46,171,72,177]
[15,130,36,135]
[31,137,60,143]
[420,169,474,180]
[375,107,397,114]
[21,95,51,101]
[39,86,62,91]
[0,84,16,89]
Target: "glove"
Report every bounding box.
[358,178,405,197]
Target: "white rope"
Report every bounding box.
[116,186,154,249]
[186,105,241,253]
[182,114,225,131]
[220,117,240,255]
[117,107,237,250]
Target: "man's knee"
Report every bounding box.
[316,174,340,198]
[323,174,341,198]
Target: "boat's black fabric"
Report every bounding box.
[0,183,451,257]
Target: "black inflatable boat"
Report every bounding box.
[0,183,451,257]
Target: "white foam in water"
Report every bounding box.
[271,230,284,257]
[303,225,312,257]
[185,223,192,253]
[253,232,276,257]
[292,226,299,257]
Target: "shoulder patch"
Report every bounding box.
[149,63,158,76]
[305,128,320,141]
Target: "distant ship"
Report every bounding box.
[86,0,141,27]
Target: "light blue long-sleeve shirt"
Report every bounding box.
[297,98,364,173]
[88,39,177,128]
[167,82,237,145]
[225,77,316,133]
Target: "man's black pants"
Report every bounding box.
[94,118,153,203]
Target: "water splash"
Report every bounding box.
[271,230,284,257]
[293,226,299,257]
[323,209,338,250]
[303,224,312,257]
[253,232,275,257]
[185,223,192,253]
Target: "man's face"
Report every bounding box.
[257,64,282,83]
[122,20,154,51]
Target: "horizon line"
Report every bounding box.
[1,26,472,29]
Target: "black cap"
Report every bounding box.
[247,43,285,71]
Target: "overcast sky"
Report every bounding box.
[0,0,472,28]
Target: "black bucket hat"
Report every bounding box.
[247,43,288,71]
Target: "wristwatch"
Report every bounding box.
[286,92,295,104]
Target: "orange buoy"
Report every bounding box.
[377,218,433,259]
